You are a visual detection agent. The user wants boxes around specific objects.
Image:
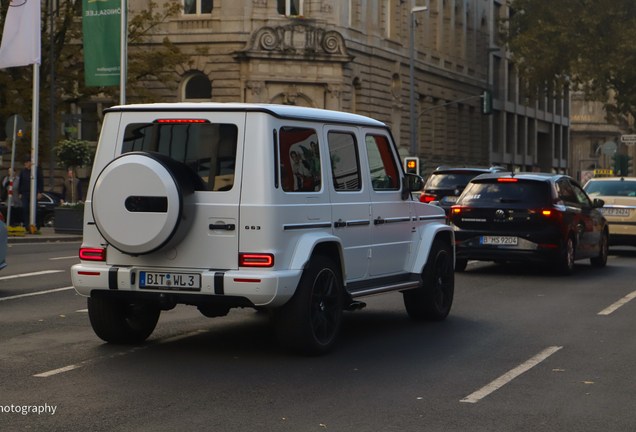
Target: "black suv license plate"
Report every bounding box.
[139,272,201,291]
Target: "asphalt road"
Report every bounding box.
[2,243,636,431]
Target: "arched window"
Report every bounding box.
[183,74,212,101]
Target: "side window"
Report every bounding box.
[365,134,400,191]
[556,179,578,205]
[122,122,238,191]
[327,131,361,191]
[279,127,321,193]
[571,182,592,207]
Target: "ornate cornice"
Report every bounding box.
[235,24,354,63]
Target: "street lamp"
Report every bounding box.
[410,5,428,157]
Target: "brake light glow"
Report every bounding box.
[79,248,106,261]
[156,119,206,123]
[539,244,559,248]
[239,253,274,267]
[421,194,436,203]
[497,178,518,182]
[451,205,474,214]
[542,210,551,216]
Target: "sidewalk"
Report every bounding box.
[7,227,83,244]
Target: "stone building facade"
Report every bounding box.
[88,0,569,175]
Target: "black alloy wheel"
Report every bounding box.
[404,239,454,321]
[274,255,343,355]
[591,231,609,268]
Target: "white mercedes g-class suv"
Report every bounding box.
[72,103,454,355]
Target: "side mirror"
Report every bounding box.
[402,173,424,200]
[592,198,605,209]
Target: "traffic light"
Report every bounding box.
[404,157,419,175]
[612,154,623,176]
[625,155,633,175]
[482,91,492,115]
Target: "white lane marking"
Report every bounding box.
[34,329,208,378]
[460,346,563,404]
[76,309,88,313]
[0,286,74,302]
[0,270,64,281]
[598,290,636,315]
[34,364,81,378]
[49,256,79,261]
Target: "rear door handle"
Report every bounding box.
[209,224,236,231]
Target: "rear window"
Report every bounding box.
[425,172,480,189]
[584,180,636,197]
[458,180,551,206]
[122,122,238,191]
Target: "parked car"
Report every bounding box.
[420,166,506,216]
[71,103,454,355]
[449,172,608,275]
[0,211,6,271]
[584,176,636,246]
[0,191,62,228]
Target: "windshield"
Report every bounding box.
[425,172,481,189]
[459,180,551,206]
[584,180,636,197]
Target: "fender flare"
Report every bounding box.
[289,232,345,278]
[410,223,455,275]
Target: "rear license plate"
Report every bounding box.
[480,236,518,245]
[139,272,201,291]
[602,208,630,217]
[444,196,458,203]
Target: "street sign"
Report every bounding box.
[5,115,26,139]
[602,141,617,156]
[621,135,636,146]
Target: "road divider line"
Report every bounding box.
[0,286,74,302]
[34,364,81,378]
[460,346,563,404]
[0,270,64,281]
[598,290,636,315]
[49,256,79,261]
[156,330,208,345]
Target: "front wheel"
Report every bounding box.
[403,239,455,321]
[274,255,343,355]
[87,297,160,344]
[590,232,608,268]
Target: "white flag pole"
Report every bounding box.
[120,0,127,105]
[30,63,40,232]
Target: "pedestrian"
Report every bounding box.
[18,157,43,227]
[61,169,82,204]
[2,168,22,225]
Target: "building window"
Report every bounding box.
[184,0,212,15]
[183,74,212,101]
[278,0,302,16]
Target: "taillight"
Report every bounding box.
[79,248,106,261]
[239,253,274,267]
[450,205,474,214]
[420,193,436,203]
[529,208,562,221]
[497,178,518,182]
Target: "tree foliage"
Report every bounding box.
[54,138,94,169]
[0,1,194,159]
[501,0,636,120]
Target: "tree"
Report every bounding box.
[501,0,636,121]
[0,1,196,160]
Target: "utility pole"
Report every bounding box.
[409,4,428,157]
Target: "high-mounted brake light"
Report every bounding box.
[79,248,106,261]
[497,178,518,182]
[156,119,206,123]
[239,253,274,267]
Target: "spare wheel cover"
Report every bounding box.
[92,153,185,255]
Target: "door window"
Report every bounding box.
[328,132,361,191]
[122,122,238,191]
[278,127,321,192]
[365,135,400,191]
[571,182,592,207]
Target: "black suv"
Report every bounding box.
[449,173,608,275]
[420,166,505,216]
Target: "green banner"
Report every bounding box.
[82,0,122,87]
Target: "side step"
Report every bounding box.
[348,281,420,299]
